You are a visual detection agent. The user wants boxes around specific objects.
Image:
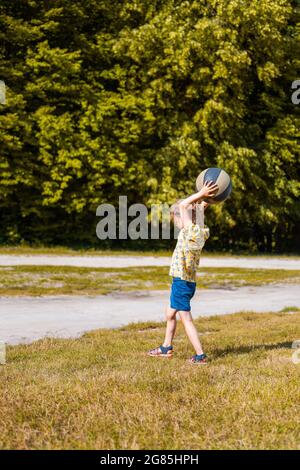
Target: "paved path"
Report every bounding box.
[1,284,299,345]
[0,255,299,270]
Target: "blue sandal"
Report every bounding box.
[189,353,208,365]
[147,345,173,357]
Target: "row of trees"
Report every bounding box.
[0,0,299,251]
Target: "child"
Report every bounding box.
[147,180,218,364]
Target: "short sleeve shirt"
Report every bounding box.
[169,224,210,282]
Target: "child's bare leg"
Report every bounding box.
[162,307,177,347]
[179,310,204,355]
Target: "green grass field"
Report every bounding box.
[0,265,299,296]
[0,245,172,257]
[1,310,300,450]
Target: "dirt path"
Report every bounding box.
[0,254,300,269]
[1,284,299,345]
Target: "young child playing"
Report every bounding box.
[147,180,218,364]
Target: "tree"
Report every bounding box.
[0,0,299,251]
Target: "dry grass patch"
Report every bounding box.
[0,311,300,449]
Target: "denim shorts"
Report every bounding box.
[170,277,196,312]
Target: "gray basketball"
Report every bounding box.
[196,167,232,204]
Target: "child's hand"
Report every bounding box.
[179,182,217,229]
[199,180,218,200]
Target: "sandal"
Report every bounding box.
[147,345,173,357]
[189,353,208,365]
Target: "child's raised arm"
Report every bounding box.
[179,181,218,229]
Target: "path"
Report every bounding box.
[0,255,299,269]
[1,284,299,345]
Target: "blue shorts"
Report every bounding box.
[170,277,196,312]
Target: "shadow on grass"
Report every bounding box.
[212,341,292,358]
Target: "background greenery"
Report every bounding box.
[0,0,299,252]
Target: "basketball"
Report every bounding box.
[196,167,232,204]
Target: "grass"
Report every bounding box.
[1,310,300,449]
[0,265,299,296]
[0,244,299,258]
[280,306,300,313]
[0,245,172,257]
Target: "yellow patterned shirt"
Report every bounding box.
[169,224,210,282]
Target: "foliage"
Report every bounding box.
[0,0,299,251]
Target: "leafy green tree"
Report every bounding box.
[0,0,299,251]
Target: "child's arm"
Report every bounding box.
[179,181,218,229]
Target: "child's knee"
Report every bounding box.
[166,307,176,321]
[179,310,193,322]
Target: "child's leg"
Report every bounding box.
[162,307,177,347]
[178,310,204,355]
